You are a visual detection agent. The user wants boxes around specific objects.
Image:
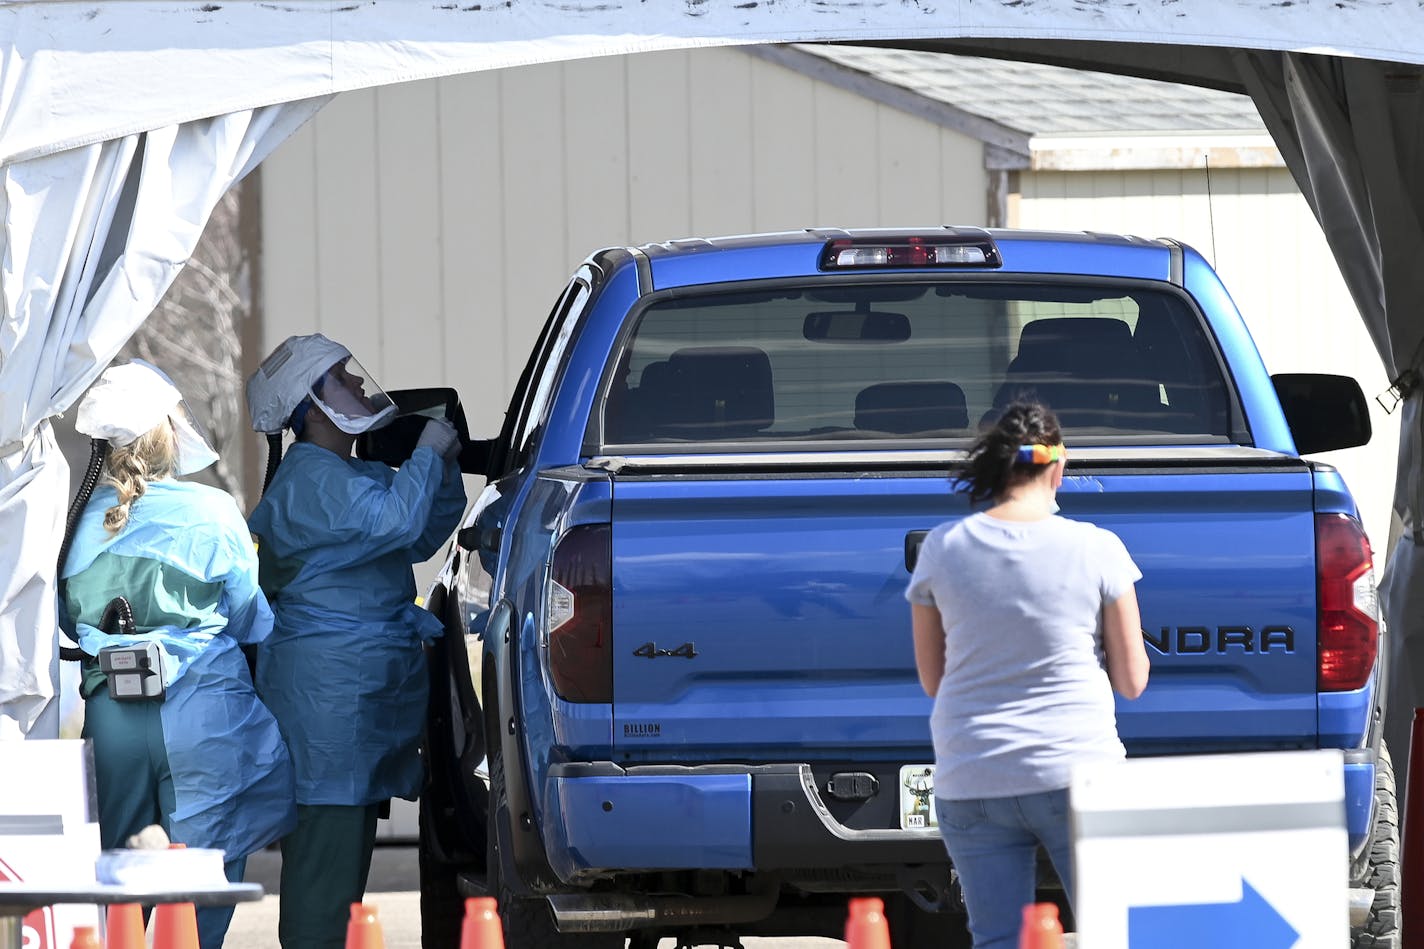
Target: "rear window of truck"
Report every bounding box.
[599,281,1233,448]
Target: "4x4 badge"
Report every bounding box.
[633,641,698,659]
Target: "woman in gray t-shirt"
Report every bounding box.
[906,400,1149,949]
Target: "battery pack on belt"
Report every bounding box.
[94,596,165,702]
[98,643,165,701]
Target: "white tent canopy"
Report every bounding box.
[5,2,1424,759]
[6,0,1424,165]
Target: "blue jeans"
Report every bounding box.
[936,789,1073,949]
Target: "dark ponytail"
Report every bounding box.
[955,401,1063,504]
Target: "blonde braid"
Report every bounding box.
[101,424,178,535]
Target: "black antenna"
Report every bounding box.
[1204,153,1218,267]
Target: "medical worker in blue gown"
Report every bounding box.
[245,334,466,949]
[60,361,295,949]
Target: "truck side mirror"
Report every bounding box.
[1270,373,1371,454]
[355,387,493,475]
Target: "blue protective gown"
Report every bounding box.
[61,480,297,860]
[247,442,466,806]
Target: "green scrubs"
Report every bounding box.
[276,804,380,949]
[82,690,249,946]
[82,690,176,846]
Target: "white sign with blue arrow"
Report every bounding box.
[1071,749,1346,948]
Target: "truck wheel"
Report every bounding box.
[488,742,625,948]
[419,799,465,949]
[1352,742,1399,949]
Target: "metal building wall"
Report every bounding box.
[1018,167,1398,552]
[258,46,989,439]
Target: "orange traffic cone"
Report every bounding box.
[152,901,199,949]
[346,903,386,949]
[153,842,199,949]
[104,902,146,949]
[68,925,102,949]
[1019,902,1065,949]
[844,896,892,949]
[460,896,505,948]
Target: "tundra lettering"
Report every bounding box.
[1143,625,1297,655]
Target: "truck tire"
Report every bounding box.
[1352,742,1399,949]
[419,800,465,949]
[488,741,625,949]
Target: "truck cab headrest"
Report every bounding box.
[1013,317,1134,372]
[995,317,1158,428]
[660,346,775,437]
[854,381,969,433]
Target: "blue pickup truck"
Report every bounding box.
[407,227,1390,948]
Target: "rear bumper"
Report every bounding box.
[543,762,946,880]
[1343,748,1378,859]
[543,752,1380,879]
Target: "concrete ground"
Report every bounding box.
[223,846,847,949]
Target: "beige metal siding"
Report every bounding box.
[259,46,990,438]
[1019,168,1398,551]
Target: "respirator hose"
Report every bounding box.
[99,596,136,637]
[56,438,109,662]
[261,432,284,498]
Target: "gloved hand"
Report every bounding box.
[127,824,170,850]
[416,417,460,460]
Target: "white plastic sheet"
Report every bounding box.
[0,98,326,737]
[0,423,65,738]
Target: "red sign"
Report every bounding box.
[0,856,53,949]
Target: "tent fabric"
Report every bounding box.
[4,1,1424,168]
[1235,51,1424,789]
[1380,519,1424,790]
[0,422,64,739]
[0,98,326,738]
[1236,52,1424,396]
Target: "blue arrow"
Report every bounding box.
[1128,878,1299,949]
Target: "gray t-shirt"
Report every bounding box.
[905,512,1142,800]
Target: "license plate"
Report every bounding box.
[898,765,938,830]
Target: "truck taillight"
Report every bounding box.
[545,524,612,703]
[1317,513,1379,692]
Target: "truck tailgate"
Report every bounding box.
[609,464,1317,761]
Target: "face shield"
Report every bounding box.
[309,356,397,435]
[169,401,220,476]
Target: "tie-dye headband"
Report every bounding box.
[1017,443,1065,464]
